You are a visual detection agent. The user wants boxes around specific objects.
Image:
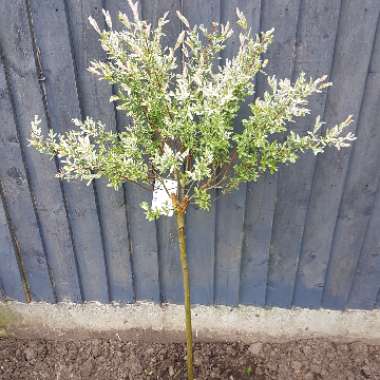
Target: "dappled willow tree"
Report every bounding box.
[30,2,355,379]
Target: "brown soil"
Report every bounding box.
[0,338,379,379]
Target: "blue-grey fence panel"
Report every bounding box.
[0,3,57,302]
[294,0,380,309]
[230,0,263,307]
[0,193,25,301]
[240,177,276,305]
[214,0,260,306]
[28,0,109,302]
[273,0,341,309]
[348,181,380,309]
[346,20,380,310]
[103,0,161,303]
[0,0,380,310]
[347,171,380,309]
[0,1,82,303]
[311,0,379,310]
[141,0,183,303]
[125,183,161,302]
[65,0,135,303]
[323,13,380,309]
[184,0,220,306]
[258,0,302,307]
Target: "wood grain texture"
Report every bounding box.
[29,0,109,302]
[182,0,221,305]
[267,0,341,308]
[348,179,380,309]
[1,1,83,303]
[0,190,25,301]
[214,0,261,305]
[0,2,64,302]
[346,20,380,310]
[64,0,134,303]
[323,12,380,309]
[293,0,380,310]
[125,184,161,302]
[103,0,160,302]
[141,0,183,302]
[250,0,302,306]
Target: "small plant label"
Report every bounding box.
[152,178,177,216]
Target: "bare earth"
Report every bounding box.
[1,338,380,379]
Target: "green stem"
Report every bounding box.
[176,209,194,380]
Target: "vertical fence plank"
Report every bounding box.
[1,2,83,303]
[141,0,183,303]
[0,191,25,301]
[322,16,380,309]
[292,1,380,310]
[244,0,302,307]
[224,0,262,304]
[64,0,134,303]
[104,0,160,302]
[183,0,220,304]
[300,1,379,309]
[240,178,275,304]
[233,0,264,306]
[348,181,380,309]
[124,183,161,302]
[0,9,58,301]
[0,86,53,303]
[186,203,216,305]
[28,0,109,302]
[214,0,260,305]
[215,188,246,305]
[347,26,380,310]
[104,0,132,27]
[265,0,341,308]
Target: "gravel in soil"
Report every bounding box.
[1,338,380,379]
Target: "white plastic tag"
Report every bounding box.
[152,178,177,216]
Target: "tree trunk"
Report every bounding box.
[176,209,194,380]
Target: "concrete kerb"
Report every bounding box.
[1,301,379,344]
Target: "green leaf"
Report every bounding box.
[29,3,355,220]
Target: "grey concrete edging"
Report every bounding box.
[1,301,379,343]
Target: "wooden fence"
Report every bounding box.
[0,0,380,310]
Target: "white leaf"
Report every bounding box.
[176,10,190,29]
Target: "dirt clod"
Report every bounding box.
[1,338,380,379]
[248,342,263,356]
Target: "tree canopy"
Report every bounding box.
[30,2,355,219]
